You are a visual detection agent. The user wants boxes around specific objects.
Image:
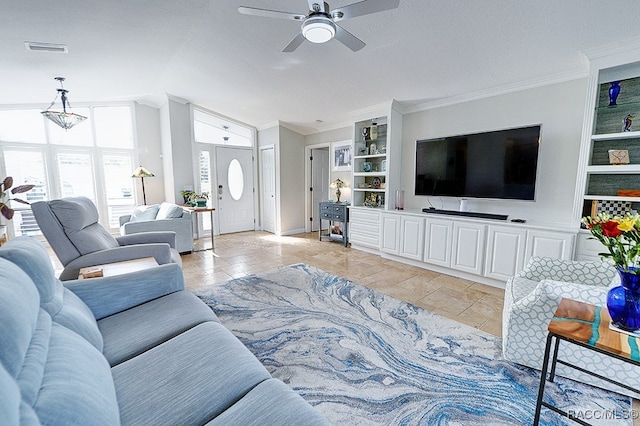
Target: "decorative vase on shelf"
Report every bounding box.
[607,268,640,333]
[608,81,621,106]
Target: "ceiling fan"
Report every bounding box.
[238,0,400,52]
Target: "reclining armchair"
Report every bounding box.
[32,196,182,281]
[502,256,640,396]
[119,203,193,253]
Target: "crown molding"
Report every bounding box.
[401,69,588,115]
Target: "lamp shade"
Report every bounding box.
[131,166,155,178]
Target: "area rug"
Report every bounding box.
[192,263,631,425]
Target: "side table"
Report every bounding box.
[185,206,215,251]
[534,298,640,425]
[318,202,349,247]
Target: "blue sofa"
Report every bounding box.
[0,236,328,425]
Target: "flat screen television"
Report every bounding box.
[415,125,541,200]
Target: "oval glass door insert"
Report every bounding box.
[228,158,243,201]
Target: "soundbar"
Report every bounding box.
[421,208,508,221]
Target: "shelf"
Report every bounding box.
[583,195,640,202]
[354,154,387,159]
[592,131,640,141]
[353,172,386,177]
[586,165,640,174]
[353,188,385,192]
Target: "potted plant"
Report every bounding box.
[194,192,209,208]
[180,189,196,205]
[0,177,35,244]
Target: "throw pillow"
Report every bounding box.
[156,202,185,220]
[130,204,160,222]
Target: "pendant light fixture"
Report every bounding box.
[41,77,87,130]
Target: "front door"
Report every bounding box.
[215,146,255,234]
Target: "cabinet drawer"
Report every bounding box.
[321,212,345,220]
[349,209,379,224]
[350,231,379,248]
[350,221,378,235]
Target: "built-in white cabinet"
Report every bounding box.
[381,213,425,260]
[424,218,452,267]
[451,222,486,276]
[352,208,577,286]
[523,229,575,264]
[399,216,425,261]
[380,213,400,254]
[484,226,527,281]
[575,230,605,261]
[348,208,381,250]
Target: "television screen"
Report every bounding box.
[415,125,540,200]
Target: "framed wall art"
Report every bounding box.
[331,140,352,172]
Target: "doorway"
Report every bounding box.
[305,144,330,232]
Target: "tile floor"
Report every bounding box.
[181,230,504,337]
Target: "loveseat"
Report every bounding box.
[0,236,328,425]
[120,202,194,253]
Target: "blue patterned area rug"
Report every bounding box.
[193,264,631,425]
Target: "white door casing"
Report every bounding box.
[311,148,329,232]
[260,146,276,234]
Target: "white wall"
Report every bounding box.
[159,97,194,203]
[134,102,164,205]
[401,78,589,227]
[279,126,306,234]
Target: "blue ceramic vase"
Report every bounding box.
[607,268,640,332]
[608,81,621,106]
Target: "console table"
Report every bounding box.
[318,202,349,247]
[534,298,640,425]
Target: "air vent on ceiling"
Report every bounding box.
[24,42,68,53]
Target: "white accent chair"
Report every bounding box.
[502,256,640,396]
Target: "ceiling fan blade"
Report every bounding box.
[334,25,366,51]
[238,6,306,21]
[331,0,400,22]
[283,33,307,52]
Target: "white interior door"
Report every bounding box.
[311,148,330,232]
[216,146,255,234]
[260,146,276,234]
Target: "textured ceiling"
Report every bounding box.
[2,1,640,134]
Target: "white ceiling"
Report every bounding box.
[2,1,640,134]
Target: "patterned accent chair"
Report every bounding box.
[502,256,640,396]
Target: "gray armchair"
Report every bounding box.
[32,196,182,281]
[119,203,193,253]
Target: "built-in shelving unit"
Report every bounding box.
[576,61,640,219]
[350,102,403,209]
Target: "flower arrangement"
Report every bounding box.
[583,213,640,273]
[0,177,35,220]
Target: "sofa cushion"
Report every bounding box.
[130,204,160,222]
[0,236,103,351]
[208,378,329,426]
[99,291,219,366]
[112,322,271,426]
[156,202,185,220]
[0,259,119,425]
[49,197,119,254]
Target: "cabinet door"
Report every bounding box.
[451,222,486,275]
[400,216,424,261]
[484,225,527,281]
[424,218,452,267]
[380,214,401,255]
[575,231,605,262]
[524,229,575,263]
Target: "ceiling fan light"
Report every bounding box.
[302,18,335,43]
